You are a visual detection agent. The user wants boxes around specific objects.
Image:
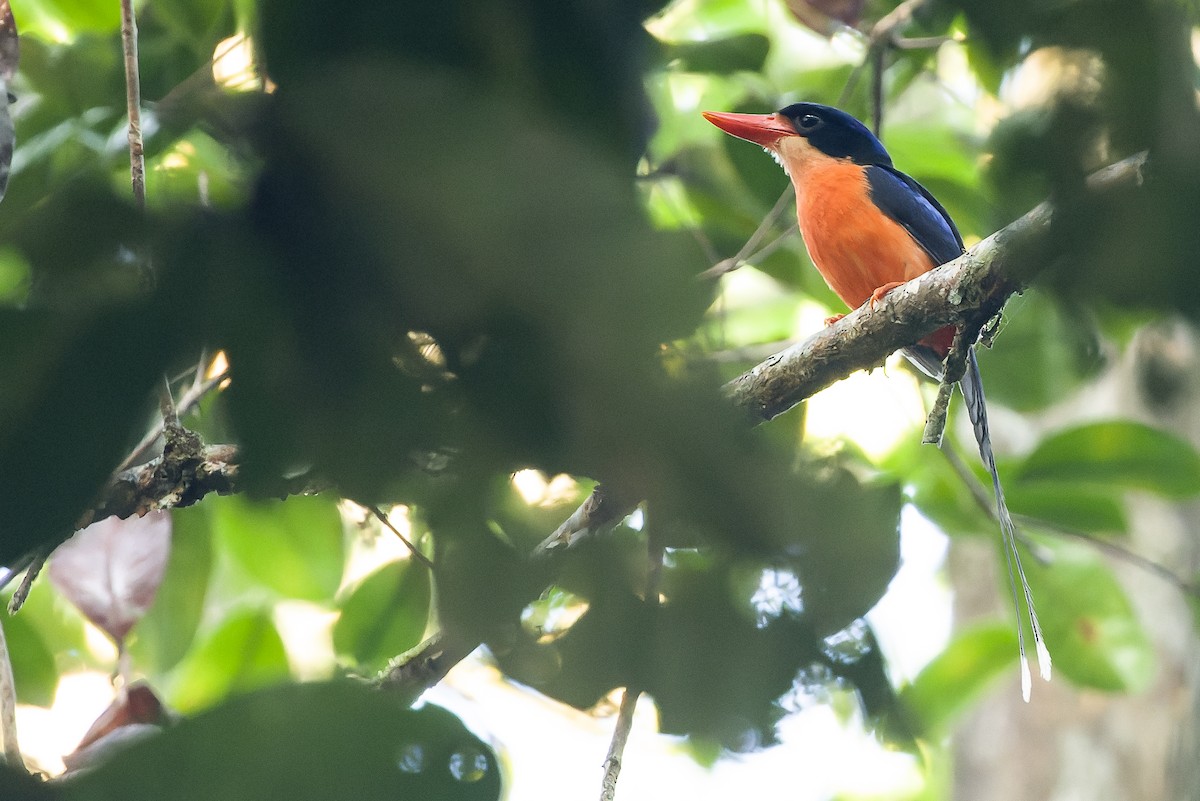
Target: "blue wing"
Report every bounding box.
[865,165,964,266]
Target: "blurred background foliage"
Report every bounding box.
[1,0,1199,798]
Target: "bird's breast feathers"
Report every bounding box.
[791,158,935,309]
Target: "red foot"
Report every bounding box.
[868,281,906,309]
[823,313,846,326]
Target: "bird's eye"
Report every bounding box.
[797,114,821,130]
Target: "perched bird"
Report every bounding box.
[703,103,1050,700]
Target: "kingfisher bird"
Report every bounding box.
[703,103,1050,700]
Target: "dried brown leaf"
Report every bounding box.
[783,0,866,36]
[49,512,172,645]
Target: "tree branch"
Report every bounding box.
[723,201,1044,422]
[724,151,1146,423]
[62,152,1149,702]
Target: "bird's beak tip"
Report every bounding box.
[702,111,795,148]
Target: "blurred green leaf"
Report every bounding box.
[1014,420,1200,497]
[0,247,30,306]
[143,0,234,46]
[661,33,770,74]
[882,434,984,539]
[899,623,1017,737]
[14,0,121,40]
[699,294,798,347]
[61,683,500,801]
[128,505,214,675]
[1023,539,1155,692]
[2,609,58,707]
[1007,484,1127,535]
[0,303,176,565]
[333,560,431,672]
[974,291,1105,412]
[213,495,344,602]
[170,607,290,713]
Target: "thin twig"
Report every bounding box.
[0,616,25,772]
[922,322,977,445]
[870,46,885,137]
[368,504,435,570]
[1017,515,1200,598]
[599,521,663,801]
[159,374,178,426]
[119,0,145,209]
[6,550,45,614]
[116,366,228,472]
[838,0,932,108]
[940,442,1199,598]
[700,186,795,280]
[599,688,640,801]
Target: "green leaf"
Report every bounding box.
[144,0,234,45]
[661,33,770,74]
[1023,539,1155,692]
[899,623,1017,737]
[169,608,291,713]
[61,683,500,801]
[1007,483,1127,534]
[881,434,986,539]
[16,0,121,40]
[1015,421,1200,497]
[974,291,1105,412]
[127,505,214,675]
[6,576,89,673]
[333,560,431,672]
[212,495,345,602]
[2,610,58,707]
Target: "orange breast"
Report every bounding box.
[794,160,936,309]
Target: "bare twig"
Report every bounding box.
[599,523,664,801]
[599,688,640,801]
[700,186,796,280]
[0,616,25,772]
[6,550,44,613]
[1020,516,1200,598]
[922,321,979,446]
[940,443,1199,599]
[116,365,228,472]
[368,504,434,570]
[839,0,932,108]
[119,0,145,209]
[158,373,178,429]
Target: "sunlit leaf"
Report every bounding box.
[169,608,290,713]
[898,623,1017,737]
[212,495,344,602]
[14,0,121,40]
[49,511,172,645]
[333,560,431,672]
[1014,420,1200,497]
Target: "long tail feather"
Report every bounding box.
[959,348,1051,699]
